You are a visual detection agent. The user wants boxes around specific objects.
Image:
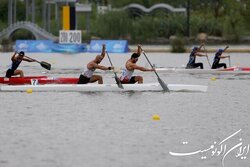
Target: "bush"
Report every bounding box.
[170,36,186,53]
[190,15,223,37]
[0,38,12,52]
[91,11,131,39]
[222,13,242,43]
[90,9,187,43]
[130,14,185,43]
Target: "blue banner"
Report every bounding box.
[15,40,53,52]
[15,40,87,53]
[89,40,128,53]
[52,43,87,53]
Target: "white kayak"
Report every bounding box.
[155,66,250,75]
[0,83,207,92]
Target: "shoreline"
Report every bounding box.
[129,45,250,53]
[1,45,249,53]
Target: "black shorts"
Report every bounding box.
[212,63,227,69]
[121,76,136,84]
[78,74,90,84]
[5,69,14,78]
[186,63,203,69]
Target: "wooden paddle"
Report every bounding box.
[223,46,230,67]
[203,45,211,68]
[25,55,51,70]
[228,56,231,67]
[141,48,169,92]
[106,51,124,89]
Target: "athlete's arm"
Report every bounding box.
[223,46,229,52]
[11,52,17,61]
[89,62,113,71]
[23,57,35,62]
[101,44,106,57]
[131,64,154,72]
[137,44,142,56]
[219,55,230,59]
[199,43,204,50]
[195,52,207,57]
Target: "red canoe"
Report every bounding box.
[221,66,250,71]
[38,77,79,85]
[0,76,47,85]
[0,76,79,85]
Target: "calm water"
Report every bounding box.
[0,52,250,167]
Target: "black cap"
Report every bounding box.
[218,49,224,53]
[192,47,199,51]
[19,51,25,56]
[131,53,140,59]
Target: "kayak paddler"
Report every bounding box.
[5,51,35,78]
[119,45,154,84]
[186,45,207,69]
[211,47,230,69]
[78,44,114,84]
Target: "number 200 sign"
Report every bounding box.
[59,30,82,44]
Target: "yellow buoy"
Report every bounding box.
[211,77,217,81]
[152,114,160,120]
[26,89,33,94]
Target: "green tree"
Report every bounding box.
[0,0,8,22]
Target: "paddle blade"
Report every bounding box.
[158,78,169,92]
[115,76,124,89]
[40,61,51,70]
